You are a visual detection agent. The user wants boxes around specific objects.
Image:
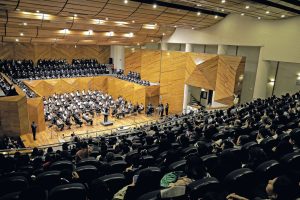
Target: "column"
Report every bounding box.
[110,45,125,69]
[253,47,269,99]
[182,84,191,113]
[185,43,192,52]
[161,43,168,51]
[217,44,228,55]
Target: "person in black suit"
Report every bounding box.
[31,121,37,141]
[104,107,109,123]
[165,103,169,116]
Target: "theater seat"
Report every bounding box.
[89,178,110,200]
[201,154,218,175]
[50,160,73,171]
[260,137,278,153]
[97,173,126,198]
[140,155,155,167]
[182,147,197,156]
[109,160,128,173]
[0,192,20,200]
[187,177,220,200]
[280,152,300,172]
[169,160,186,171]
[36,170,61,190]
[74,165,98,183]
[221,148,242,162]
[0,176,28,197]
[76,157,99,168]
[137,190,160,200]
[224,168,255,198]
[125,150,139,164]
[148,147,160,158]
[135,167,162,188]
[255,160,282,183]
[49,183,87,200]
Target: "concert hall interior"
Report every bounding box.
[0,0,299,200]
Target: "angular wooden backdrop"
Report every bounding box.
[125,49,245,113]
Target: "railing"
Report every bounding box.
[0,110,205,155]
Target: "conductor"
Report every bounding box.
[103,107,109,123]
[31,121,37,141]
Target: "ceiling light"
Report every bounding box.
[153,3,157,8]
[197,12,201,16]
[60,29,69,34]
[125,32,134,37]
[221,0,226,3]
[124,0,128,3]
[36,10,40,13]
[23,22,27,26]
[15,38,19,42]
[221,9,224,12]
[197,4,201,6]
[214,15,218,19]
[143,24,158,29]
[105,17,109,20]
[151,39,154,42]
[281,14,285,18]
[20,33,24,36]
[137,43,140,45]
[258,17,261,19]
[16,9,20,11]
[266,11,270,14]
[106,31,114,36]
[241,13,244,16]
[74,14,77,17]
[174,25,177,28]
[162,33,165,36]
[192,27,194,30]
[245,5,250,9]
[75,45,77,48]
[132,20,135,23]
[87,30,93,35]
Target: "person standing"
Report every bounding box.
[165,103,169,116]
[160,104,164,118]
[31,121,37,141]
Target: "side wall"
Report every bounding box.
[0,43,111,64]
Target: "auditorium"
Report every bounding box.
[0,0,299,199]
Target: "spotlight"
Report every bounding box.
[153,3,157,8]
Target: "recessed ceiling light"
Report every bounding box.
[241,13,244,16]
[197,4,201,7]
[15,38,19,42]
[74,45,77,48]
[281,14,285,18]
[23,22,27,26]
[124,0,128,4]
[36,10,40,13]
[61,29,69,34]
[105,17,109,20]
[214,15,218,19]
[20,33,24,36]
[153,3,157,8]
[197,12,201,16]
[174,25,177,28]
[245,5,250,9]
[221,0,226,3]
[151,39,154,42]
[74,14,77,17]
[132,20,135,23]
[266,11,270,14]
[258,17,261,20]
[16,9,20,11]
[221,9,225,12]
[192,27,195,30]
[137,43,140,45]
[87,30,93,35]
[162,33,165,36]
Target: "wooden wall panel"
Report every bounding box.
[0,43,110,64]
[160,51,187,114]
[125,49,142,74]
[185,54,218,90]
[0,85,30,136]
[214,55,245,105]
[27,97,46,133]
[141,50,161,83]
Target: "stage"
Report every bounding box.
[20,114,159,148]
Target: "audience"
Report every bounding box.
[117,71,150,86]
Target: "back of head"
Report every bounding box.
[273,175,298,200]
[19,186,47,200]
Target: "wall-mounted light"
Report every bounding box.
[268,78,275,85]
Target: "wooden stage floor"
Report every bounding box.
[21,114,159,148]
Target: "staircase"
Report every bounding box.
[190,95,201,106]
